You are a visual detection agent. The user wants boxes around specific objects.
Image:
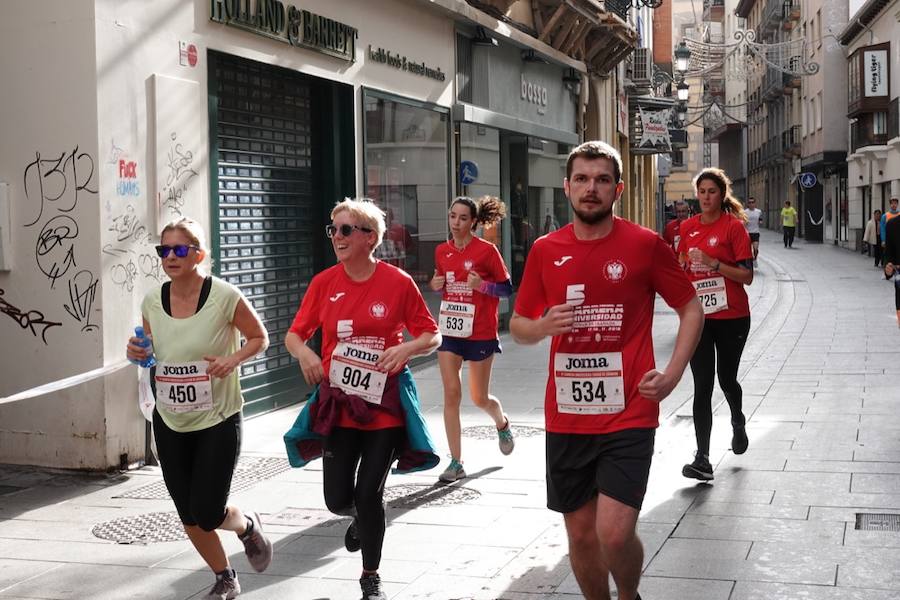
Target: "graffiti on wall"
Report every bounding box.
[0,288,62,344]
[22,146,99,335]
[160,132,198,218]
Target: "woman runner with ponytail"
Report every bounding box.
[430,196,515,483]
[677,168,754,481]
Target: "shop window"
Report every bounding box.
[363,90,450,295]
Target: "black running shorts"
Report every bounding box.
[546,428,655,513]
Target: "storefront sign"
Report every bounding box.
[863,49,887,97]
[210,0,358,63]
[637,107,671,150]
[521,75,548,114]
[367,46,446,81]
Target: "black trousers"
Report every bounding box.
[689,317,751,456]
[783,226,795,247]
[322,426,404,571]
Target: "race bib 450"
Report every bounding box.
[155,361,213,413]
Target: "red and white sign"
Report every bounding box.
[179,42,199,68]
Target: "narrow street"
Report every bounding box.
[1,230,899,600]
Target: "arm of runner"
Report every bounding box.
[285,331,325,385]
[205,297,269,378]
[510,304,575,345]
[377,330,441,375]
[637,297,704,401]
[688,248,753,285]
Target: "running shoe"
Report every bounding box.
[203,569,240,599]
[344,517,361,553]
[731,424,749,455]
[238,511,273,573]
[498,416,515,455]
[360,572,388,600]
[682,453,714,481]
[438,458,466,483]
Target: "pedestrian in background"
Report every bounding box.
[126,217,273,600]
[678,168,754,481]
[663,200,691,253]
[744,197,763,265]
[864,210,882,267]
[781,200,798,248]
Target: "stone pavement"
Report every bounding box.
[1,230,900,599]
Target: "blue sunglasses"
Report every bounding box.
[155,244,199,258]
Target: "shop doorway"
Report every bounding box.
[208,51,354,415]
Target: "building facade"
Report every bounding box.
[840,0,899,250]
[0,0,638,469]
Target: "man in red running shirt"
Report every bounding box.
[663,200,690,252]
[510,141,704,600]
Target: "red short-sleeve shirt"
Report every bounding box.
[434,237,510,341]
[289,261,438,429]
[677,213,753,320]
[514,219,696,435]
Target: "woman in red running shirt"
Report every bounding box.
[429,196,515,483]
[677,168,754,482]
[284,199,441,600]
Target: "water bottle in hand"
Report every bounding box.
[132,326,157,368]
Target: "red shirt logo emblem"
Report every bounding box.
[604,260,627,283]
[369,302,388,319]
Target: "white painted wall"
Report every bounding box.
[0,0,455,469]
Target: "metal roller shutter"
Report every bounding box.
[210,52,314,414]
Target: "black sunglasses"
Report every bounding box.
[325,223,373,238]
[155,244,199,258]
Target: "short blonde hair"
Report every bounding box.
[331,198,386,249]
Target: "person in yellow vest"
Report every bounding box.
[781,200,798,248]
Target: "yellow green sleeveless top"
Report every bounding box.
[142,277,244,432]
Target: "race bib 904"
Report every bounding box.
[329,342,387,404]
[554,352,625,415]
[155,361,213,413]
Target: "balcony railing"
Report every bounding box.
[782,0,800,20]
[604,0,631,22]
[782,125,801,155]
[763,67,782,100]
[850,120,888,154]
[890,97,899,140]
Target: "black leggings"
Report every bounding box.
[689,317,751,456]
[323,426,404,571]
[153,409,242,530]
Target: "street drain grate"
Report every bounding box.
[92,511,187,544]
[384,483,481,508]
[855,513,900,531]
[114,456,292,500]
[461,425,544,440]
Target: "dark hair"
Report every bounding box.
[566,140,622,183]
[693,167,747,223]
[450,195,507,227]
